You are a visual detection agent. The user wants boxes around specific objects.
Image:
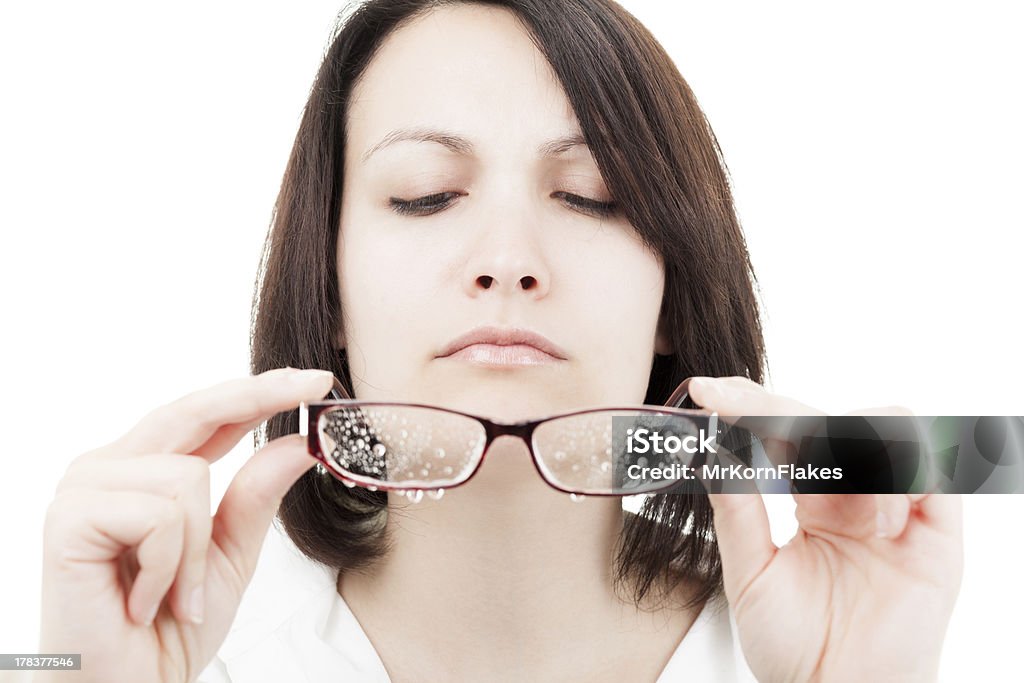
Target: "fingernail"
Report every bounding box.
[875,511,890,538]
[700,379,730,400]
[189,585,205,624]
[693,378,721,397]
[290,369,333,383]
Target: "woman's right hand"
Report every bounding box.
[36,367,334,683]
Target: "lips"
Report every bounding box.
[436,326,568,362]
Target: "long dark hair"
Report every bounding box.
[251,0,767,612]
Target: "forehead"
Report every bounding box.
[346,4,580,155]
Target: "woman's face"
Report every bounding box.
[338,4,669,422]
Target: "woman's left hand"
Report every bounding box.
[687,376,964,683]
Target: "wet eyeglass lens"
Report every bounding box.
[532,410,717,494]
[317,405,486,488]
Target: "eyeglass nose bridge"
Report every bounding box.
[478,419,539,453]
[472,418,576,494]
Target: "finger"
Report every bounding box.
[687,376,827,446]
[706,492,777,609]
[793,493,878,540]
[874,493,913,539]
[45,490,186,626]
[100,368,334,461]
[792,493,913,542]
[59,454,214,624]
[211,434,317,588]
[688,376,821,415]
[190,416,269,461]
[759,437,798,468]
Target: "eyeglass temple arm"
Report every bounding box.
[327,375,352,400]
[665,377,695,409]
[666,378,762,477]
[300,374,351,437]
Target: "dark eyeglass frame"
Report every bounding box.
[298,376,709,497]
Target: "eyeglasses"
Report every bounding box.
[298,376,721,500]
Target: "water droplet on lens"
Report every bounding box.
[443,466,453,475]
[342,479,357,488]
[420,468,429,477]
[407,489,424,503]
[372,443,387,457]
[569,493,586,503]
[436,447,446,458]
[356,438,365,449]
[427,488,445,500]
[600,461,611,472]
[367,485,378,492]
[555,451,566,461]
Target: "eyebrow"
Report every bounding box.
[360,127,589,163]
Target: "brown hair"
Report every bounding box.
[251,0,767,611]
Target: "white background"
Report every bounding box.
[1,1,1021,680]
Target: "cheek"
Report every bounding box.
[567,232,664,323]
[338,224,446,343]
[555,233,663,403]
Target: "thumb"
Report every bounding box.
[211,433,316,585]
[707,492,778,608]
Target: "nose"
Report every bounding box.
[473,269,544,295]
[462,202,552,300]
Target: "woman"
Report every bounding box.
[37,1,963,681]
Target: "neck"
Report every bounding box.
[338,438,676,676]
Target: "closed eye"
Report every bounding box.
[389,192,461,216]
[388,192,618,218]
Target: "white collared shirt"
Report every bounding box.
[197,523,758,682]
